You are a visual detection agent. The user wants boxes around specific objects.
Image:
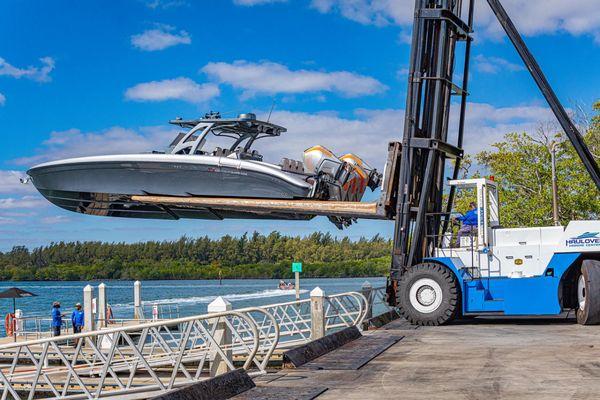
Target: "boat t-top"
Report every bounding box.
[27,112,381,226]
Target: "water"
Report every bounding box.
[0,277,385,335]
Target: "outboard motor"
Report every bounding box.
[340,154,381,191]
[303,146,381,202]
[303,145,341,177]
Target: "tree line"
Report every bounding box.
[0,232,391,281]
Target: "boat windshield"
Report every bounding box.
[167,112,286,161]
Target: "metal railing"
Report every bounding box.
[237,291,367,349]
[0,309,277,400]
[0,289,380,399]
[10,316,75,340]
[367,285,395,317]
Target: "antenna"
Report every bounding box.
[267,100,276,122]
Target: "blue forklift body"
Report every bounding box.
[428,253,581,315]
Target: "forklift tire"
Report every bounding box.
[576,259,600,325]
[397,262,459,326]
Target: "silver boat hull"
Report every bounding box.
[27,154,314,221]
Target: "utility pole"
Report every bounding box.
[550,142,560,226]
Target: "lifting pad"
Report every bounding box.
[131,195,383,219]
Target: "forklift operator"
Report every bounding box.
[455,202,478,247]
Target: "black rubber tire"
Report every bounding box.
[576,259,600,325]
[397,262,460,326]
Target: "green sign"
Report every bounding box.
[292,262,303,273]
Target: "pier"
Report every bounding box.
[1,281,599,399]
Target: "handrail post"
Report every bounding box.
[98,283,107,328]
[310,287,325,340]
[134,281,142,320]
[361,281,374,320]
[208,296,232,376]
[83,285,95,333]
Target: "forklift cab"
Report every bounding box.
[435,178,501,276]
[437,178,568,279]
[439,178,499,251]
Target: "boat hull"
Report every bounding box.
[27,154,314,221]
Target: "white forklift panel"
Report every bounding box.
[434,180,600,279]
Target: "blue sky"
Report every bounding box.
[1,0,599,250]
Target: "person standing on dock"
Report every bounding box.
[51,301,62,336]
[71,303,84,334]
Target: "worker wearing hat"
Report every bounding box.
[51,301,62,336]
[71,303,84,334]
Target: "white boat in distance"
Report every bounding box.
[27,112,381,226]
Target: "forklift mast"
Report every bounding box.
[390,0,473,281]
[389,0,600,299]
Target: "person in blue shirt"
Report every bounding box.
[71,303,84,334]
[455,201,479,247]
[51,302,62,336]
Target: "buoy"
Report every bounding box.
[5,313,15,337]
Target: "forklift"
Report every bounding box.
[383,0,600,325]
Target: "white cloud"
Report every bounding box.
[125,77,220,103]
[310,0,413,27]
[0,171,37,194]
[453,103,555,155]
[257,109,402,170]
[474,55,524,74]
[0,92,5,106]
[144,0,188,9]
[474,0,600,42]
[13,126,177,166]
[311,0,600,42]
[396,67,410,80]
[233,0,287,5]
[244,103,554,170]
[0,56,55,82]
[0,217,17,225]
[0,196,48,210]
[131,24,191,51]
[201,60,387,98]
[41,215,71,224]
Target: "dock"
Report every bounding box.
[2,282,600,399]
[243,316,600,400]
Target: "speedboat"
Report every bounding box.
[27,112,381,225]
[278,281,295,290]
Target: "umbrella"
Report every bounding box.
[0,287,37,341]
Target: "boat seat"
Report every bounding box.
[213,147,233,157]
[281,158,305,174]
[239,149,263,161]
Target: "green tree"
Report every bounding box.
[476,101,600,227]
